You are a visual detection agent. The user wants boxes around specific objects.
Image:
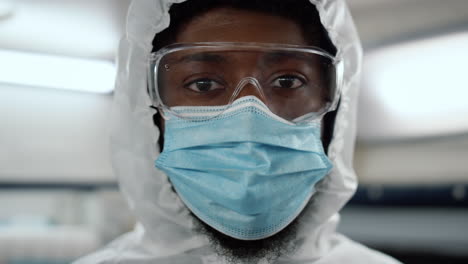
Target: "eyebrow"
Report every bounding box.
[177,53,227,64]
[262,51,314,64]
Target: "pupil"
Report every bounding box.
[279,78,294,88]
[197,81,212,92]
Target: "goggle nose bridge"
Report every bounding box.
[230,77,267,103]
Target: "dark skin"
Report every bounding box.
[155,7,334,263]
[158,7,325,136]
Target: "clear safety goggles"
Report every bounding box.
[148,42,344,123]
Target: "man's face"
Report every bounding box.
[158,7,313,132]
[157,7,318,263]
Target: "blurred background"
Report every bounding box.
[0,0,467,263]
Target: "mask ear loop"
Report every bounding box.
[157,106,172,121]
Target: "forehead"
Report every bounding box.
[175,7,310,46]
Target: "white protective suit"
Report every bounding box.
[76,0,402,263]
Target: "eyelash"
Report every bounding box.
[271,75,307,89]
[182,73,307,93]
[184,78,225,93]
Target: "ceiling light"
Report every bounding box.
[359,31,468,140]
[0,0,14,19]
[0,49,116,93]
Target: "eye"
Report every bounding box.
[185,78,225,93]
[271,75,306,89]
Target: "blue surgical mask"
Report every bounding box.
[155,96,332,240]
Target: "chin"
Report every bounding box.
[192,214,300,264]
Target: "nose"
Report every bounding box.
[232,77,267,102]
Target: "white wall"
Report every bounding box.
[0,84,114,183]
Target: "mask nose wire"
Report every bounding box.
[230,77,268,104]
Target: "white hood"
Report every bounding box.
[75,0,401,263]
